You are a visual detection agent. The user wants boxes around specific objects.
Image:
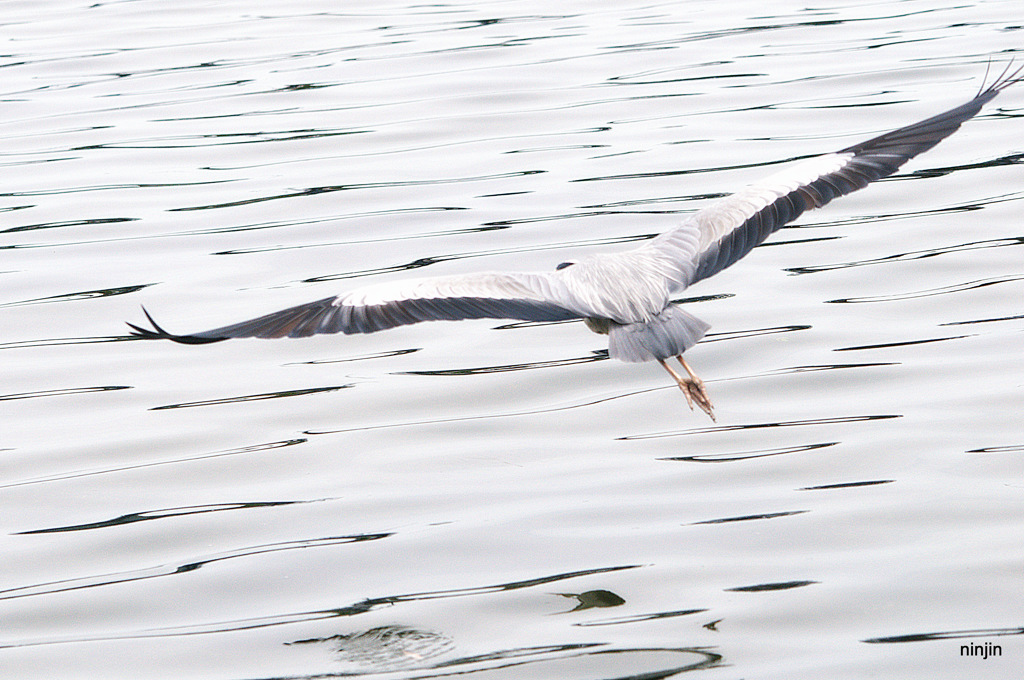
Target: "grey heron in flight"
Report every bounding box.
[130,65,1022,420]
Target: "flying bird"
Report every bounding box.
[129,65,1022,420]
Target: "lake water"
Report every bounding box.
[2,1,1023,678]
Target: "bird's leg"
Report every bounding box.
[657,356,715,421]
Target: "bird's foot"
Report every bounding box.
[678,375,715,421]
[658,357,715,421]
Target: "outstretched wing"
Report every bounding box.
[649,64,1022,289]
[128,271,587,343]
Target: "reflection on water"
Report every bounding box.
[554,589,626,612]
[296,642,729,679]
[420,646,724,679]
[287,625,455,673]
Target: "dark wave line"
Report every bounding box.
[828,274,1024,304]
[0,564,640,649]
[659,441,839,463]
[15,501,304,535]
[0,439,307,489]
[692,510,809,525]
[619,414,900,441]
[0,284,153,308]
[169,170,545,212]
[149,385,351,410]
[0,385,129,402]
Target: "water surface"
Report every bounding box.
[2,1,1023,678]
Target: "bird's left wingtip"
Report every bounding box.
[980,58,1024,97]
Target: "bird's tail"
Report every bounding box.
[607,305,710,363]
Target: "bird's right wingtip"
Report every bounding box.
[125,306,163,339]
[126,306,226,345]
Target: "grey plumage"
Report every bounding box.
[128,65,1021,416]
